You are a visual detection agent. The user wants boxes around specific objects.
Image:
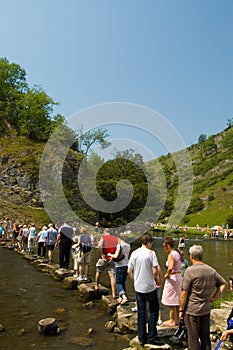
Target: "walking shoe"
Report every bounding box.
[120,295,128,305]
[149,336,165,346]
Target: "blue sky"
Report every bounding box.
[1,0,233,159]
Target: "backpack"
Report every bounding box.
[79,234,92,253]
[112,245,125,262]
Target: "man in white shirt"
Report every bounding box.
[128,232,164,346]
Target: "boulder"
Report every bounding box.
[101,295,119,315]
[52,269,74,281]
[76,282,109,301]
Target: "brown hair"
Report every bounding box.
[163,236,176,248]
[141,232,153,245]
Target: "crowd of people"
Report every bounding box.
[0,217,232,349]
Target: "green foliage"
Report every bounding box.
[221,129,233,151]
[0,57,64,140]
[198,133,207,143]
[75,126,111,155]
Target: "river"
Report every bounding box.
[0,237,232,350]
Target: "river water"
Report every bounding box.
[0,237,232,350]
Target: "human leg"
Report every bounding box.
[37,242,42,257]
[63,241,71,269]
[116,266,128,303]
[136,291,147,345]
[59,242,65,268]
[184,314,201,350]
[146,289,159,343]
[199,314,211,350]
[107,261,116,298]
[109,271,116,298]
[95,271,101,288]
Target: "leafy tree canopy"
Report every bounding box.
[0,57,64,140]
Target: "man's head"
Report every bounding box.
[189,245,203,261]
[103,228,111,235]
[141,232,153,247]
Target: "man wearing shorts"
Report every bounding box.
[95,228,118,298]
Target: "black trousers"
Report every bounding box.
[59,239,72,269]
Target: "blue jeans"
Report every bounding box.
[136,289,159,345]
[115,266,128,296]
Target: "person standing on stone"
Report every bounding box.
[36,226,47,258]
[179,244,227,350]
[161,236,182,327]
[127,232,164,347]
[28,223,36,254]
[46,223,58,264]
[107,233,131,304]
[55,222,73,270]
[72,226,92,281]
[95,228,118,298]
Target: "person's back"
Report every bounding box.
[79,233,92,253]
[102,234,118,258]
[183,263,223,315]
[180,244,227,350]
[130,246,158,293]
[47,226,58,245]
[127,232,164,347]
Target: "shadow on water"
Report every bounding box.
[0,235,232,350]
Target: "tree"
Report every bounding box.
[18,86,64,141]
[75,126,111,155]
[226,117,233,129]
[198,134,207,143]
[0,57,63,140]
[222,129,233,151]
[0,57,28,133]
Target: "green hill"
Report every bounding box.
[1,126,233,230]
[146,126,233,228]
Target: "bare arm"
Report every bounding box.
[108,243,120,259]
[210,283,227,302]
[127,267,134,281]
[153,265,162,286]
[179,289,188,319]
[55,233,61,247]
[221,329,233,341]
[165,252,174,278]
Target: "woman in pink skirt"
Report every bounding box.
[161,236,182,327]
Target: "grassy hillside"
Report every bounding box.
[1,126,233,229]
[147,126,233,228]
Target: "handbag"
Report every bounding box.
[173,319,187,341]
[112,245,125,262]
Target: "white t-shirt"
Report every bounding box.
[128,246,159,293]
[115,241,131,267]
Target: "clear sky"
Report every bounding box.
[1,0,233,159]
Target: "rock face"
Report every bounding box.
[0,161,41,207]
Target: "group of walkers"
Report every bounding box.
[128,233,232,350]
[1,217,232,349]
